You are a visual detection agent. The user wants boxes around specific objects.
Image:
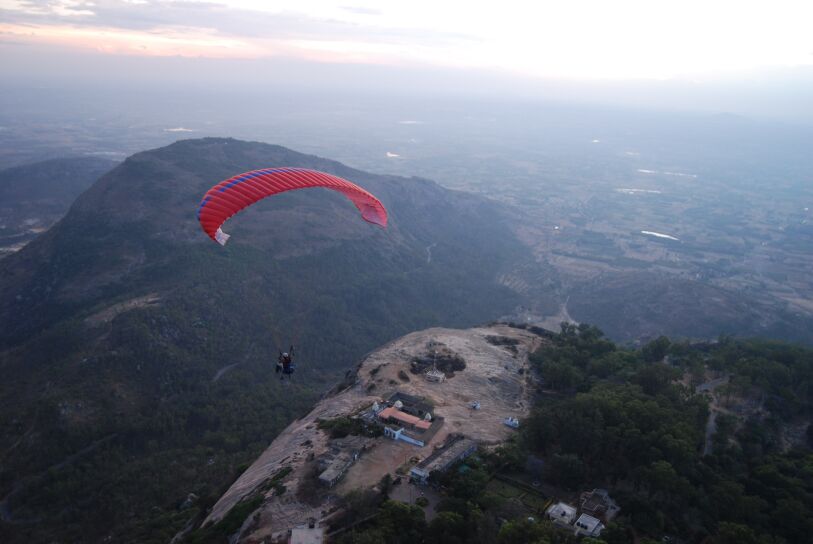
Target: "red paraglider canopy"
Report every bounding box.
[197,168,388,245]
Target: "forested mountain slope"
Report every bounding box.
[0,156,116,257]
[0,138,524,542]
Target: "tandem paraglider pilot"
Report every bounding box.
[276,346,295,379]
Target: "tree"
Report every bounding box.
[599,522,631,544]
[542,361,584,391]
[427,511,467,544]
[378,473,392,498]
[546,453,585,489]
[497,519,552,544]
[634,363,678,396]
[712,522,761,544]
[375,500,427,544]
[642,336,671,362]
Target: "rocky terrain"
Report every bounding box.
[202,324,542,542]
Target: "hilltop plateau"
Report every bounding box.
[197,324,540,542]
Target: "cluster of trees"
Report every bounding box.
[329,324,813,544]
[334,456,522,544]
[317,416,382,439]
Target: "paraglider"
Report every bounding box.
[196,167,388,245]
[276,345,295,379]
[196,167,388,383]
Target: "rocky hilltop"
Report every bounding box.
[203,324,542,542]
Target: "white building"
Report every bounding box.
[573,513,605,537]
[290,525,324,544]
[384,426,425,447]
[546,502,577,528]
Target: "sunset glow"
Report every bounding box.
[1,0,812,79]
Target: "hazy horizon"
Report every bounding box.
[3,1,813,124]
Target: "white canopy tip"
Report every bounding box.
[215,228,231,246]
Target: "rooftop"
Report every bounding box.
[319,455,353,483]
[415,435,477,473]
[378,406,432,430]
[290,526,324,544]
[580,488,620,520]
[330,435,369,452]
[546,502,577,523]
[575,513,603,533]
[387,391,433,415]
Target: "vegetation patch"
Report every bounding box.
[186,493,263,544]
[317,416,366,439]
[486,335,520,354]
[259,466,293,494]
[410,345,466,377]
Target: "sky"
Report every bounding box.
[2,1,813,119]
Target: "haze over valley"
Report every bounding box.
[3,92,812,344]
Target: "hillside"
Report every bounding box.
[0,138,526,543]
[0,157,116,257]
[193,324,540,542]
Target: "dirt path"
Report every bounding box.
[212,363,240,382]
[84,294,160,326]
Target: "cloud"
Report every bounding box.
[4,0,97,18]
[340,5,380,16]
[1,1,812,81]
[0,0,474,47]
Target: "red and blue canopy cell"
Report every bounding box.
[197,168,388,245]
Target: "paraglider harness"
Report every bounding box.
[276,346,295,378]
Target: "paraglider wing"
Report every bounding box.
[197,168,388,245]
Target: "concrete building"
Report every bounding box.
[369,392,445,447]
[574,513,605,537]
[384,426,425,447]
[579,488,620,522]
[318,455,354,487]
[409,435,478,483]
[378,406,432,432]
[545,502,577,528]
[317,436,370,487]
[289,524,324,544]
[387,392,433,418]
